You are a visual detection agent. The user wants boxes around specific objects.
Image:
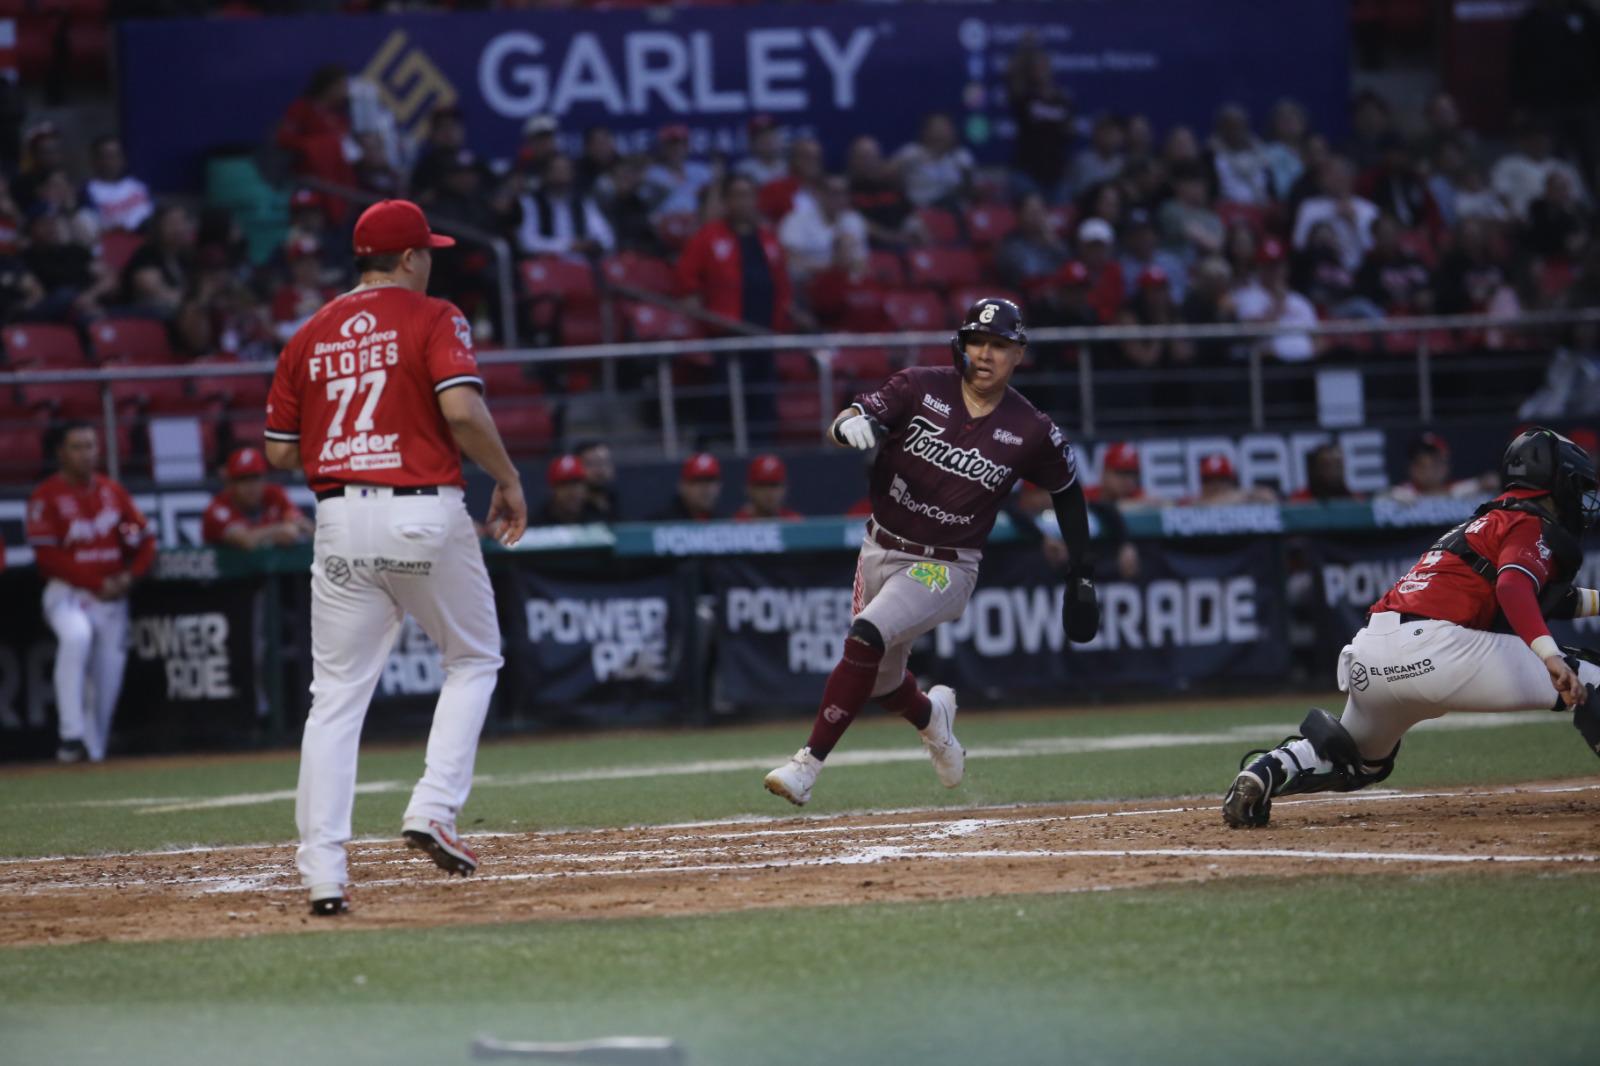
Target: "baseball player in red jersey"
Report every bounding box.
[764,298,1101,805]
[1224,428,1600,827]
[201,446,313,549]
[264,199,527,915]
[25,422,155,763]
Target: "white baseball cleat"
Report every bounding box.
[919,685,965,788]
[764,747,823,806]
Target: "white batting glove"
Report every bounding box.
[835,413,882,450]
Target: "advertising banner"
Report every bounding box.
[119,1,1349,191]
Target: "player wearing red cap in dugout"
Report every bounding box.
[201,446,314,549]
[734,453,803,521]
[264,198,527,916]
[654,452,725,521]
[534,455,604,526]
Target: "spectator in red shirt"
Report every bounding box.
[735,454,803,521]
[736,114,788,187]
[655,453,723,521]
[808,230,891,333]
[758,136,823,222]
[1076,216,1124,322]
[1354,215,1435,315]
[271,234,338,342]
[847,135,921,248]
[202,446,312,548]
[274,65,357,217]
[1289,443,1361,503]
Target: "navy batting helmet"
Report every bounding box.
[1502,426,1600,535]
[951,297,1027,373]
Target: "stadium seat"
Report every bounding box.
[881,290,948,332]
[520,256,597,306]
[915,206,961,245]
[0,421,47,486]
[493,401,556,456]
[906,247,981,291]
[623,302,701,343]
[89,318,173,365]
[20,379,102,418]
[108,367,202,413]
[478,361,545,398]
[776,351,819,382]
[777,386,824,444]
[557,306,606,347]
[830,346,893,384]
[601,252,676,297]
[865,250,906,288]
[3,323,88,368]
[191,356,270,411]
[964,204,1016,247]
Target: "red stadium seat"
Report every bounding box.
[4,323,88,368]
[0,419,48,485]
[20,379,102,418]
[520,256,597,306]
[478,361,545,398]
[905,248,981,291]
[915,206,961,245]
[623,302,701,342]
[601,252,676,296]
[89,318,173,365]
[557,306,606,347]
[191,356,271,411]
[108,366,204,413]
[493,401,556,457]
[881,290,948,332]
[776,351,819,382]
[777,386,824,444]
[964,204,1016,247]
[830,346,892,383]
[97,231,145,275]
[865,250,906,288]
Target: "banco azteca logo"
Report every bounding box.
[362,30,459,131]
[340,310,378,339]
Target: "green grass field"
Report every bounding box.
[3,696,1599,1065]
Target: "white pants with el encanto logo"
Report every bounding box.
[42,579,130,761]
[297,484,502,890]
[1336,610,1600,758]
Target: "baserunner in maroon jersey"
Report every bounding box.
[764,297,1100,805]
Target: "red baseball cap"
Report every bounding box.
[747,454,786,485]
[1200,453,1237,481]
[225,446,267,478]
[353,199,456,256]
[1104,442,1140,473]
[1257,238,1287,264]
[681,452,721,481]
[547,455,586,487]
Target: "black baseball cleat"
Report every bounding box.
[1222,767,1272,828]
[309,886,350,916]
[55,740,88,764]
[401,819,478,877]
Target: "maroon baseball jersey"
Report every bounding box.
[265,286,483,493]
[853,366,1077,549]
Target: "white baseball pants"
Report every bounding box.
[43,579,130,762]
[1335,610,1600,758]
[296,485,503,890]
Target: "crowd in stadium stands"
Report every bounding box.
[1,9,1598,488]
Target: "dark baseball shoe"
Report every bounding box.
[1222,767,1272,828]
[55,740,88,764]
[402,818,478,876]
[309,884,350,916]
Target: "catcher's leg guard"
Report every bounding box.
[1222,708,1399,828]
[1575,684,1600,758]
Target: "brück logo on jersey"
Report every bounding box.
[900,416,1012,490]
[922,394,951,417]
[341,310,379,338]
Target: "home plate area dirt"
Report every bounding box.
[4,781,1599,948]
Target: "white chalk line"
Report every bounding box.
[38,710,1567,817]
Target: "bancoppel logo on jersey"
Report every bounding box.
[900,416,1012,490]
[922,393,952,418]
[888,475,973,526]
[993,428,1023,446]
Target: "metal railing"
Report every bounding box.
[1,307,1597,479]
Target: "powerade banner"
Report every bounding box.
[709,541,1287,708]
[118,1,1349,192]
[497,562,691,725]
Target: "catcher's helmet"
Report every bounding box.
[1501,426,1600,535]
[951,297,1027,373]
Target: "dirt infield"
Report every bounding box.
[3,780,1598,949]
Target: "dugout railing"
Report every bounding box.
[0,307,1598,483]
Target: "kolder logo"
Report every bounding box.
[993,428,1023,446]
[900,416,1013,490]
[922,393,951,418]
[1350,662,1369,691]
[340,310,378,339]
[324,555,352,586]
[822,704,849,724]
[908,561,951,593]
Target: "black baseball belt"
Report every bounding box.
[866,517,960,563]
[315,484,441,502]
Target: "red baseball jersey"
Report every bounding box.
[265,285,483,493]
[1371,489,1563,630]
[201,484,304,545]
[26,473,154,591]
